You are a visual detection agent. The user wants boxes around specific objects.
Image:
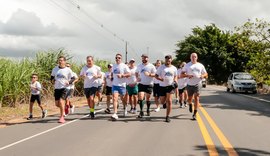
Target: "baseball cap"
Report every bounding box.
[129,58,135,62]
[141,54,148,58]
[108,64,113,67]
[165,55,172,59]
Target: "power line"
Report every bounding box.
[47,0,124,48]
[66,0,141,60]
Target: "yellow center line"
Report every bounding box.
[197,112,219,156]
[199,104,238,156]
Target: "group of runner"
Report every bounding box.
[27,52,208,123]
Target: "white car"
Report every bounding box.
[227,72,257,94]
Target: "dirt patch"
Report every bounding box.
[0,96,90,128]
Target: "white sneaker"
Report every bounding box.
[70,105,75,114]
[111,113,118,120]
[154,107,160,112]
[124,107,128,117]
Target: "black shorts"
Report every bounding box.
[105,86,112,95]
[66,89,74,99]
[153,83,160,97]
[159,86,175,97]
[138,83,153,94]
[54,89,68,101]
[178,87,186,94]
[84,87,98,99]
[97,85,103,93]
[30,94,41,104]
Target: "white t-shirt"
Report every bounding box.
[156,64,177,87]
[51,66,73,89]
[126,66,137,85]
[104,71,113,87]
[112,63,130,87]
[80,65,101,88]
[182,62,207,86]
[153,66,162,84]
[67,72,78,90]
[97,72,105,86]
[177,68,188,89]
[136,63,156,85]
[30,81,42,95]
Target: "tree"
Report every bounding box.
[235,19,270,85]
[175,24,242,84]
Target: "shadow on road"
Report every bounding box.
[195,145,270,156]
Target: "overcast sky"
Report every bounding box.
[0,0,270,63]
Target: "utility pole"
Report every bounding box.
[125,41,128,63]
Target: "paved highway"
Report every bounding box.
[0,85,269,156]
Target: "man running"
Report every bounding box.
[104,64,113,114]
[136,54,156,118]
[155,55,177,122]
[177,62,188,108]
[153,60,162,112]
[27,73,47,120]
[96,71,105,106]
[80,56,102,119]
[65,63,79,115]
[51,56,74,123]
[111,53,130,120]
[126,59,138,114]
[181,53,208,120]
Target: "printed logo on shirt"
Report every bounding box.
[192,68,200,73]
[86,71,93,76]
[141,68,146,73]
[56,74,65,79]
[165,71,173,77]
[113,68,120,74]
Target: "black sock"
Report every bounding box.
[194,110,197,116]
[146,101,151,111]
[139,100,144,111]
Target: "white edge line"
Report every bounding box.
[0,108,105,151]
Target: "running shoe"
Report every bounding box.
[192,114,197,120]
[154,107,160,112]
[132,108,137,114]
[58,116,65,123]
[163,103,167,109]
[89,112,95,119]
[42,110,47,118]
[175,99,179,104]
[138,111,144,118]
[111,113,118,120]
[70,105,75,114]
[146,109,150,116]
[105,108,111,114]
[27,115,33,120]
[165,116,171,123]
[180,103,183,108]
[184,101,187,107]
[124,107,128,117]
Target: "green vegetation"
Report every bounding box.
[175,19,270,85]
[0,49,110,108]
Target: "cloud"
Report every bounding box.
[0,9,74,36]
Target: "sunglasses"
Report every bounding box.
[115,57,121,59]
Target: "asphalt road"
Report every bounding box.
[0,85,269,156]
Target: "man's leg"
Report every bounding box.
[165,92,173,122]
